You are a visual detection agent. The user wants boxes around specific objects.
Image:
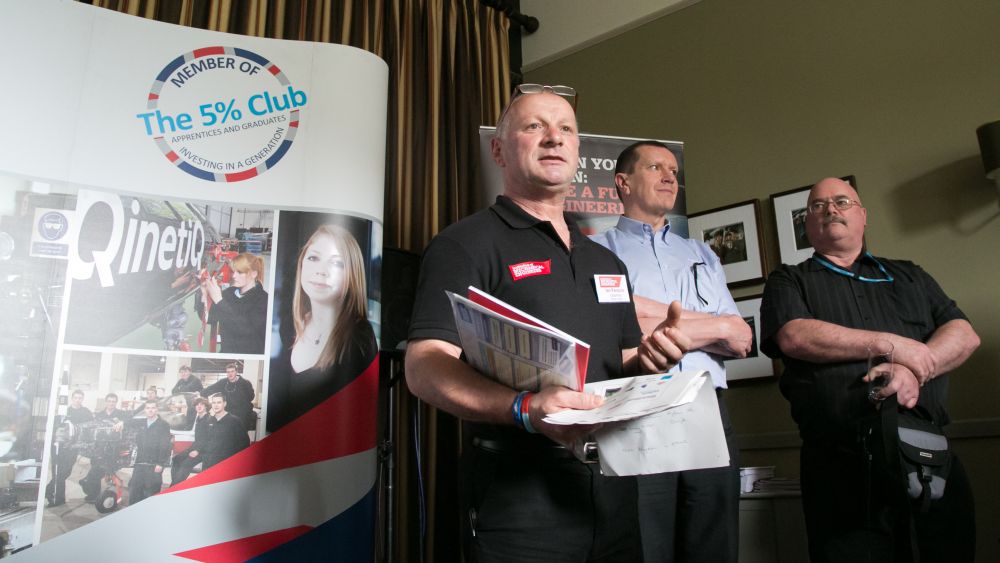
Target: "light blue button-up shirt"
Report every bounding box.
[590,215,740,388]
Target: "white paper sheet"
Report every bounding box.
[594,376,731,476]
[543,371,705,425]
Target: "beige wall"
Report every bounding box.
[526,0,1000,560]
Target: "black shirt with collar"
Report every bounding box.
[172,376,204,395]
[410,195,642,381]
[409,196,643,439]
[760,253,967,442]
[65,405,94,424]
[202,413,250,468]
[128,416,172,467]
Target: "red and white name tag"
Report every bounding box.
[508,260,551,281]
[594,274,629,303]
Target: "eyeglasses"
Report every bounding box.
[510,83,577,110]
[807,196,861,214]
[497,84,578,130]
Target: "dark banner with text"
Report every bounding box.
[478,128,687,236]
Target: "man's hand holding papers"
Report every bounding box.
[543,371,731,476]
[530,385,605,448]
[445,287,700,454]
[544,371,705,425]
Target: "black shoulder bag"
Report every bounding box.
[875,396,953,513]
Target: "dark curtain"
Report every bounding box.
[79,1,511,561]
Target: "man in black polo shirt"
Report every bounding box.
[760,177,980,563]
[117,400,172,505]
[406,85,690,563]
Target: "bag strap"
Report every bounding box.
[879,395,903,484]
[918,466,933,513]
[878,396,921,561]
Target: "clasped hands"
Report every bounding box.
[862,336,937,409]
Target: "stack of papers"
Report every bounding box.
[543,370,705,425]
[549,371,730,477]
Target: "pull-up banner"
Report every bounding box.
[0,1,387,561]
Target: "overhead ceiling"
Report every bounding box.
[520,0,701,71]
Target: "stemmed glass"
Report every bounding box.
[866,339,894,405]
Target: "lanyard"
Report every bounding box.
[812,252,894,283]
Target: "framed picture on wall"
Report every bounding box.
[687,199,766,287]
[770,175,857,265]
[724,294,774,381]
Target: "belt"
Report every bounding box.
[471,436,576,459]
[471,437,599,463]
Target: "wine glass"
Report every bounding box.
[866,339,894,404]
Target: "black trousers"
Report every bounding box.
[800,438,975,563]
[170,447,202,485]
[44,448,77,504]
[636,389,740,563]
[129,464,163,505]
[462,441,642,563]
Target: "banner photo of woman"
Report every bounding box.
[265,211,380,433]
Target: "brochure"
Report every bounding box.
[447,286,590,391]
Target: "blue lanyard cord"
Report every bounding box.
[812,252,894,283]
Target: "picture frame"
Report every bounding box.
[724,294,774,381]
[687,199,766,288]
[770,175,856,265]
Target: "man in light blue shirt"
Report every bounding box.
[591,140,751,563]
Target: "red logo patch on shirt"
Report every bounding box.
[508,260,551,281]
[597,275,622,288]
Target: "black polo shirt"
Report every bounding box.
[760,253,966,442]
[410,195,642,386]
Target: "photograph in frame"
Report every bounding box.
[770,175,856,265]
[687,199,766,288]
[723,295,774,381]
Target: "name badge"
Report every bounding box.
[594,274,629,303]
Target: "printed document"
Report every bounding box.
[447,287,589,391]
[545,371,730,476]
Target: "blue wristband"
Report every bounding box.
[511,391,527,429]
[520,392,537,434]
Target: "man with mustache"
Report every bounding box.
[760,177,980,563]
[406,85,690,562]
